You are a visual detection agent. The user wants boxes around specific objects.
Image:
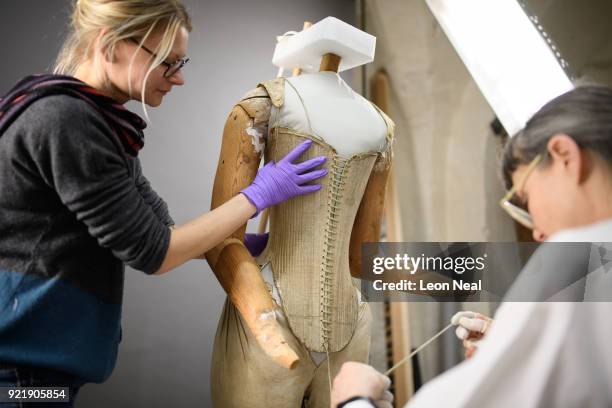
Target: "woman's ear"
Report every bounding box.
[94,28,113,63]
[547,134,587,184]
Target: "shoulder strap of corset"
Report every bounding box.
[258,77,315,135]
[370,102,395,147]
[239,86,269,101]
[257,78,285,108]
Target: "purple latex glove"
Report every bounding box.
[243,232,269,257]
[241,139,327,216]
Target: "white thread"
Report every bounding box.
[385,323,454,376]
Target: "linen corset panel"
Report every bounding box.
[256,73,394,353]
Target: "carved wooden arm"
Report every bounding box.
[205,100,299,369]
[349,153,454,294]
[349,154,392,278]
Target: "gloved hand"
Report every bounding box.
[332,362,393,408]
[243,232,269,257]
[375,389,394,408]
[451,311,493,358]
[241,139,328,217]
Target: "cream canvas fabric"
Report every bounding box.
[211,299,372,408]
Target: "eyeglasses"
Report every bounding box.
[129,38,190,78]
[499,154,543,230]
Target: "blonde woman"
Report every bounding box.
[0,1,327,405]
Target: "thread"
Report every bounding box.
[385,323,454,376]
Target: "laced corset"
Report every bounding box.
[252,74,394,353]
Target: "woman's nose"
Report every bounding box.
[168,70,185,85]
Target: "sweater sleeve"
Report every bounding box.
[23,95,170,274]
[133,158,175,227]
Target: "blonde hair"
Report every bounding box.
[55,0,192,118]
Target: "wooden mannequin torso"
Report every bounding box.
[205,54,394,408]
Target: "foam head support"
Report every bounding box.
[272,16,376,73]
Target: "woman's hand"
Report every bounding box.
[155,140,326,275]
[240,139,328,216]
[451,311,493,358]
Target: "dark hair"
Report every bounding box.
[501,85,612,189]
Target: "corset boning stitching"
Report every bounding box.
[263,126,379,352]
[320,155,350,351]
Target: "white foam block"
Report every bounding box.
[272,17,376,73]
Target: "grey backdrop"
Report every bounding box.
[0,1,354,406]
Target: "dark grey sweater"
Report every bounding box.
[0,94,173,383]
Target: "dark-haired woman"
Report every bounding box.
[332,85,612,408]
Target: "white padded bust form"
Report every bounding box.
[269,71,388,157]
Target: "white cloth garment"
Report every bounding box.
[402,219,612,408]
[270,71,388,157]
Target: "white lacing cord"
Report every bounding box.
[320,156,350,406]
[385,323,454,376]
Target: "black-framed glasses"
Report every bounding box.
[129,38,190,78]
